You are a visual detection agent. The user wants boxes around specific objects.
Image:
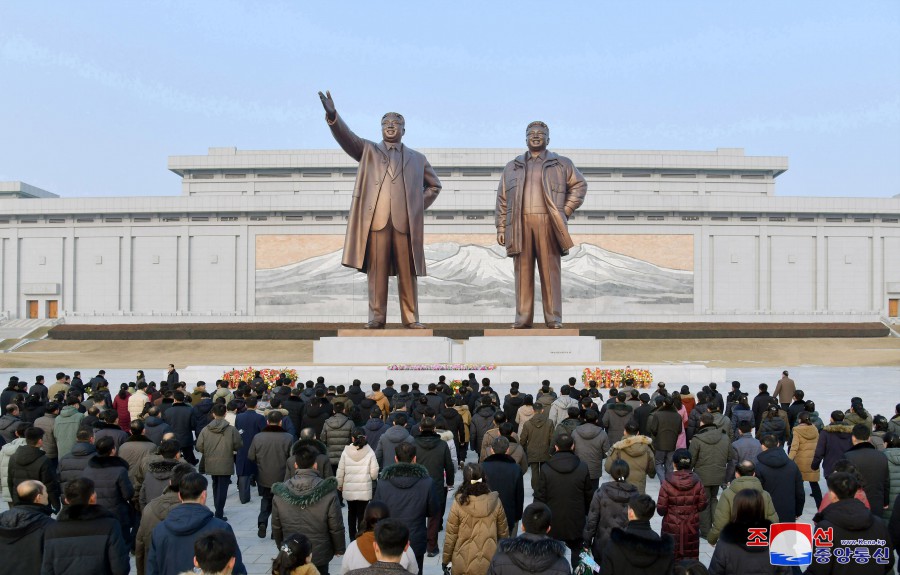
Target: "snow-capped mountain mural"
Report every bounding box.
[255,239,694,320]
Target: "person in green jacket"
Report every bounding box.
[53,396,85,458]
[707,459,780,545]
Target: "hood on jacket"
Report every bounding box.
[294,438,327,455]
[382,425,411,442]
[143,491,181,523]
[273,470,338,508]
[204,419,231,434]
[497,533,567,573]
[11,445,45,467]
[602,479,639,503]
[378,462,430,487]
[148,458,181,479]
[68,442,97,457]
[692,426,727,445]
[87,455,130,470]
[793,424,819,441]
[612,434,653,456]
[822,423,854,434]
[663,469,702,491]
[364,418,386,431]
[528,412,550,428]
[609,404,633,417]
[474,405,496,418]
[544,451,582,474]
[727,475,764,495]
[0,504,52,541]
[343,444,374,463]
[573,423,603,441]
[304,400,331,419]
[757,447,790,469]
[719,520,774,552]
[158,503,218,535]
[458,491,501,519]
[414,431,443,450]
[608,523,675,568]
[324,414,351,430]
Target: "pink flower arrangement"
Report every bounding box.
[582,368,653,389]
[221,367,299,389]
[387,363,496,371]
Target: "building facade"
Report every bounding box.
[1,146,898,324]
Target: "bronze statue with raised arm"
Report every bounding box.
[496,121,587,328]
[318,91,441,329]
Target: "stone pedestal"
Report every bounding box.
[337,329,434,337]
[464,335,601,364]
[483,328,580,337]
[314,334,452,364]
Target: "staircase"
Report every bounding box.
[0,318,58,340]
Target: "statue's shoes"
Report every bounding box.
[511,323,531,329]
[364,321,385,329]
[546,322,564,329]
[405,322,427,329]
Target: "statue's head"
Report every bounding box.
[526,121,549,152]
[381,112,405,144]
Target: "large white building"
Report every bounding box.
[1,146,898,324]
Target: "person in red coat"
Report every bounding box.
[657,448,708,561]
[111,384,131,432]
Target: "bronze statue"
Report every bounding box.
[318,91,441,329]
[496,121,587,328]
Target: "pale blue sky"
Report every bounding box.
[1,2,898,198]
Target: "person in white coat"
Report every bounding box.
[340,500,418,575]
[336,427,379,540]
[128,382,150,422]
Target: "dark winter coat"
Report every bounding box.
[649,407,683,452]
[363,417,389,448]
[502,394,525,431]
[234,409,266,476]
[441,407,466,449]
[584,479,638,560]
[885,447,900,516]
[271,468,345,566]
[0,503,54,575]
[730,406,754,436]
[373,463,436,556]
[285,438,333,480]
[302,398,334,438]
[487,533,571,575]
[135,490,179,575]
[708,520,789,575]
[321,413,354,466]
[844,441,891,515]
[470,405,497,452]
[601,403,634,444]
[139,458,180,508]
[757,413,788,444]
[283,395,304,432]
[191,398,214,435]
[754,447,804,522]
[601,520,675,575]
[482,453,524,532]
[248,425,294,488]
[147,503,246,575]
[391,391,413,412]
[162,402,197,451]
[375,425,415,468]
[689,425,731,487]
[534,451,592,541]
[93,422,129,452]
[633,402,654,436]
[57,441,96,492]
[143,416,172,445]
[657,470,708,560]
[812,422,854,477]
[519,411,554,464]
[750,392,771,429]
[806,498,896,575]
[685,403,708,442]
[43,504,129,575]
[118,435,157,486]
[0,414,22,444]
[572,423,610,480]
[8,445,60,508]
[196,418,242,476]
[81,455,134,528]
[414,431,454,488]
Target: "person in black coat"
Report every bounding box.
[751,383,771,431]
[786,390,807,429]
[534,433,592,568]
[632,393,654,437]
[601,494,674,575]
[414,417,454,556]
[80,436,134,543]
[843,423,891,517]
[42,477,130,575]
[503,384,526,433]
[302,388,334,438]
[487,502,571,575]
[373,441,436,573]
[165,364,179,389]
[57,427,96,493]
[812,410,855,478]
[283,388,305,432]
[806,472,895,575]
[142,406,173,445]
[162,390,198,464]
[482,436,525,535]
[753,434,804,522]
[0,479,54,575]
[7,427,60,510]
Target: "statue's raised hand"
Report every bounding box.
[318,90,336,121]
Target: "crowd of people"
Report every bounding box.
[0,368,898,575]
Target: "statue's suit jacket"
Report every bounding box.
[327,113,441,276]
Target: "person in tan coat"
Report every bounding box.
[442,463,509,575]
[788,411,822,507]
[604,421,656,494]
[772,370,795,409]
[369,384,391,422]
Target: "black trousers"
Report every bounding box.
[347,499,368,540]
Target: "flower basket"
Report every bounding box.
[221,367,299,389]
[581,368,653,389]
